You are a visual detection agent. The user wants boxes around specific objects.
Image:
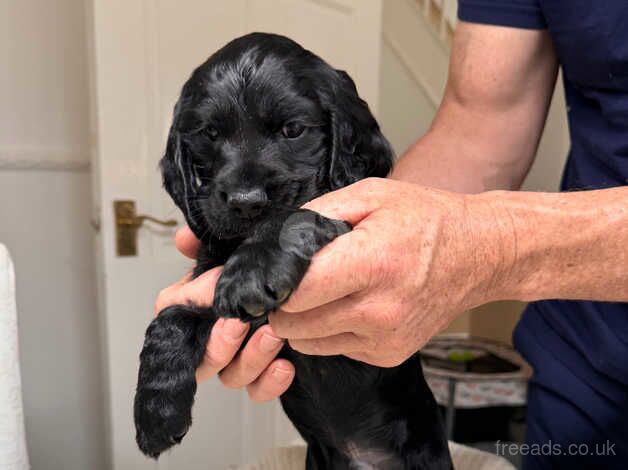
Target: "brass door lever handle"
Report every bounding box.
[117,214,178,228]
[114,200,178,256]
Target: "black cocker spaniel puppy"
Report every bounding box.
[134,33,452,470]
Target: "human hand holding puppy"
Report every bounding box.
[269,177,505,366]
[156,176,628,398]
[155,177,506,394]
[154,228,295,402]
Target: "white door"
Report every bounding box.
[87,1,383,469]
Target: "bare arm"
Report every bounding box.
[391,22,559,191]
[471,187,628,303]
[389,22,627,303]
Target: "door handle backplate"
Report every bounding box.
[114,200,177,256]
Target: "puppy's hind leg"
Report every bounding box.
[134,305,215,458]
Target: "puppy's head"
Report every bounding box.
[161,33,393,241]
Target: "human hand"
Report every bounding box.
[153,226,295,401]
[270,178,508,366]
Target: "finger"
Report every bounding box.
[281,228,372,313]
[300,178,385,225]
[281,179,391,314]
[154,266,223,313]
[269,296,359,339]
[345,352,397,368]
[346,351,388,366]
[219,325,285,389]
[345,351,373,364]
[246,359,295,402]
[175,225,202,259]
[196,318,250,382]
[288,332,364,356]
[153,272,192,315]
[345,349,409,368]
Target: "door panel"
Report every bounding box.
[249,0,382,111]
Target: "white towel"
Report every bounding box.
[0,244,30,470]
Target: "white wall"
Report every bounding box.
[379,41,436,156]
[0,1,106,469]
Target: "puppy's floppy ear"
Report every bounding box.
[324,69,394,189]
[160,102,209,242]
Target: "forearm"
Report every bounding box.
[391,23,557,193]
[391,116,533,193]
[470,187,628,303]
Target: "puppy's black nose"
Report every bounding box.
[223,188,268,218]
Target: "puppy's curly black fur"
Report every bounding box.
[135,33,453,469]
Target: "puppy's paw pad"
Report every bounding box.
[213,247,299,321]
[264,284,291,303]
[134,390,193,459]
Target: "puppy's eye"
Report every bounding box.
[281,122,305,139]
[204,127,219,141]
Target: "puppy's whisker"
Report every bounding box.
[198,226,211,242]
[185,209,206,219]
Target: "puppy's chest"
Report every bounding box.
[281,352,405,468]
[286,352,380,412]
[345,442,405,470]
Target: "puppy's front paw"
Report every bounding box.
[134,306,213,458]
[213,211,351,321]
[213,243,298,320]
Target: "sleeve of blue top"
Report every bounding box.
[458,0,547,30]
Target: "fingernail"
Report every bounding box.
[260,333,283,353]
[223,319,247,340]
[271,366,292,381]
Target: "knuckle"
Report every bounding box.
[362,335,380,353]
[388,355,406,368]
[218,371,242,389]
[154,286,175,314]
[288,339,314,355]
[358,177,381,193]
[379,354,405,368]
[375,307,402,331]
[309,343,322,356]
[246,387,261,402]
[307,340,324,355]
[153,292,167,315]
[281,290,307,313]
[246,385,270,403]
[268,315,287,336]
[390,339,408,359]
[240,358,264,379]
[287,339,302,353]
[203,346,228,372]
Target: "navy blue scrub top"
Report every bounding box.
[458,0,628,432]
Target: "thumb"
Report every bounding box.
[280,227,373,313]
[301,178,386,226]
[282,179,386,313]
